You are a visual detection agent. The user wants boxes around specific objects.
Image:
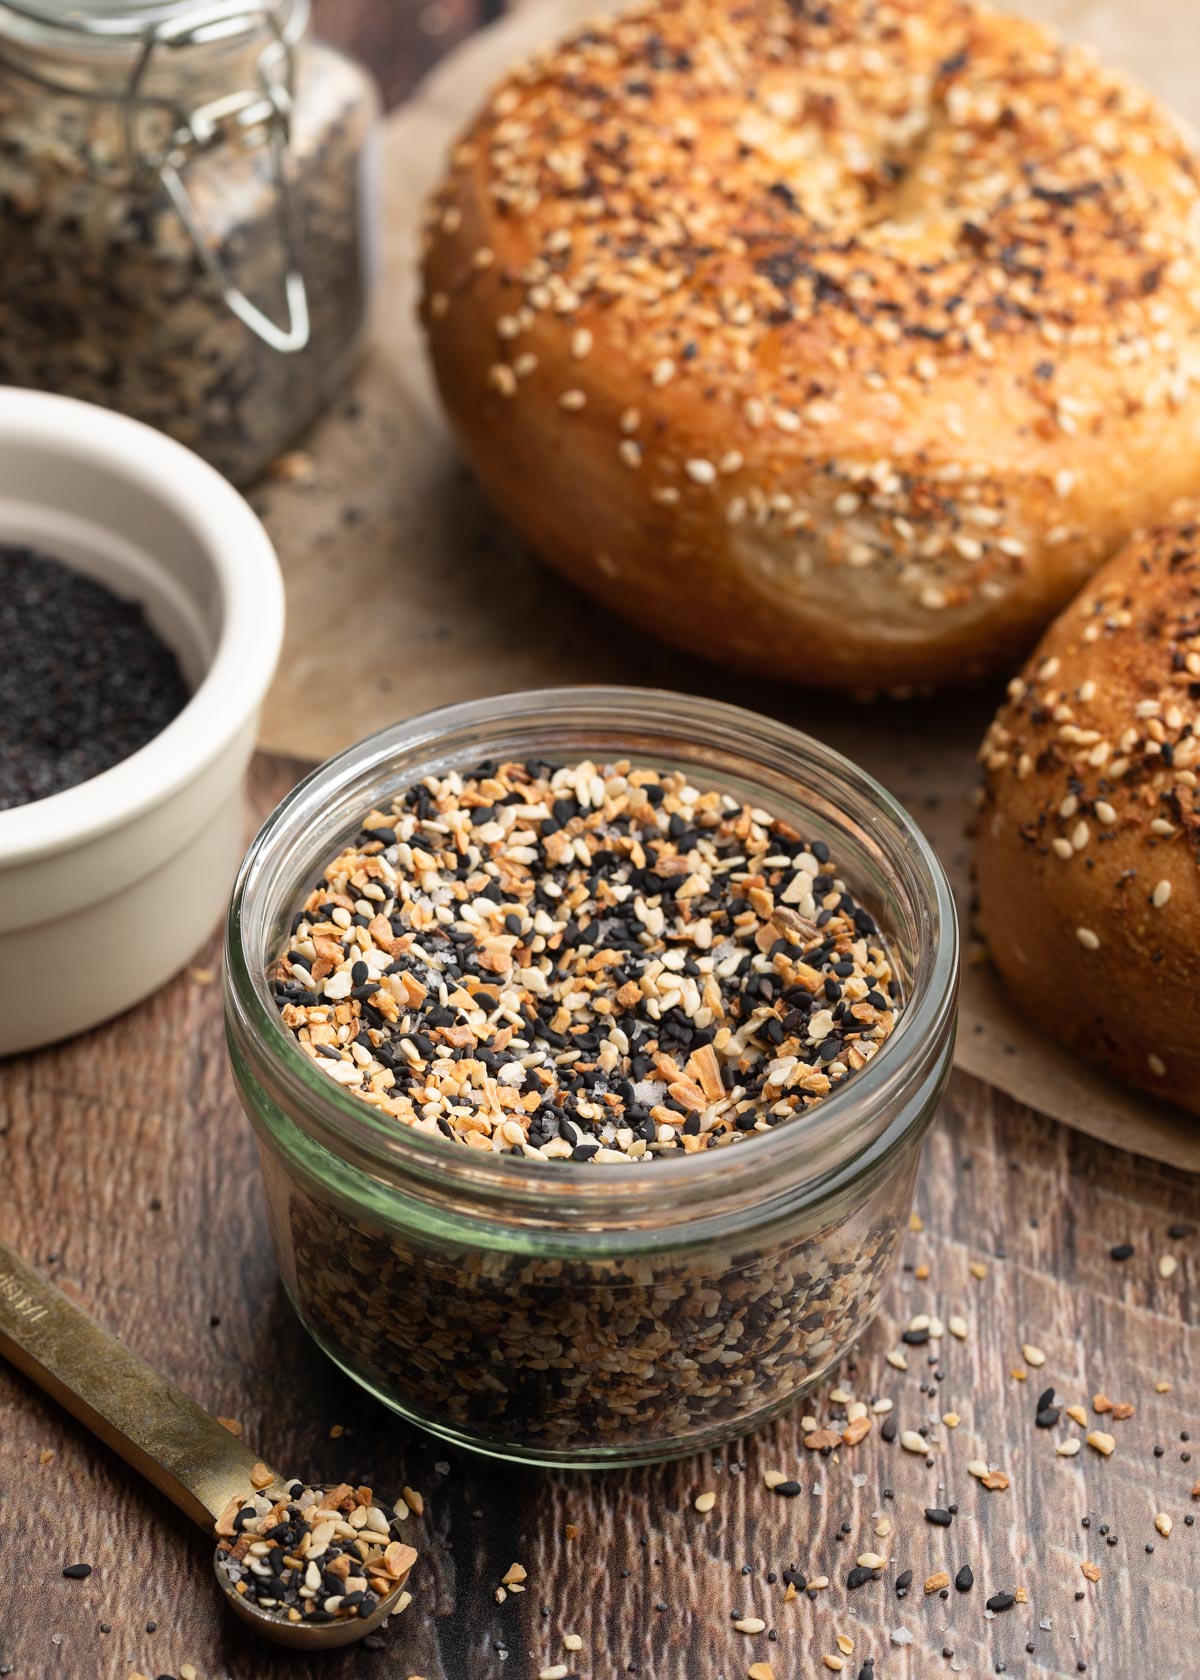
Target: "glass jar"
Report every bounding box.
[224,688,959,1467]
[0,0,378,483]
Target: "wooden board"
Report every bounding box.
[0,753,1197,1680]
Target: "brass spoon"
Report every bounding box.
[0,1240,413,1651]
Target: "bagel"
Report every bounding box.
[976,507,1200,1113]
[419,0,1200,690]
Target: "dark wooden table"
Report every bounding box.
[2,8,1198,1680]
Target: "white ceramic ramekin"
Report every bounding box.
[0,390,285,1055]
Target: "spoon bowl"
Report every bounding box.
[215,1551,412,1650]
[212,1481,415,1650]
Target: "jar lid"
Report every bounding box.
[0,0,297,36]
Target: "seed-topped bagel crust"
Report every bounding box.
[420,0,1200,690]
[976,505,1200,1111]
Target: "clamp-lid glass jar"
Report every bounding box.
[0,0,378,483]
[225,688,959,1467]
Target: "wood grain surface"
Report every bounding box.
[0,6,1197,1680]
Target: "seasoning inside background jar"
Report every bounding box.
[0,0,379,483]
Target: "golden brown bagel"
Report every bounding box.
[976,506,1200,1112]
[419,0,1200,691]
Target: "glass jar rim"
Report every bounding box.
[225,686,959,1230]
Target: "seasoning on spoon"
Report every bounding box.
[214,1478,416,1624]
[0,543,188,811]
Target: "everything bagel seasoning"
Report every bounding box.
[272,757,901,1161]
[214,1479,415,1626]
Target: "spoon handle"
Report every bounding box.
[0,1240,279,1529]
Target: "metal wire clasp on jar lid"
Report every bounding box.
[6,0,311,353]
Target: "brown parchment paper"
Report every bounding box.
[251,0,1200,1171]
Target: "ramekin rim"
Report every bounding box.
[0,390,284,866]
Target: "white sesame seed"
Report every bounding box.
[1159,1254,1178,1280]
[1071,821,1089,851]
[694,1491,716,1512]
[1056,1439,1081,1458]
[1094,800,1116,825]
[1076,927,1100,951]
[899,1430,929,1454]
[570,328,593,359]
[1022,1343,1046,1367]
[1148,1053,1167,1077]
[1153,880,1172,908]
[1051,838,1074,860]
[651,357,676,387]
[559,389,587,411]
[685,458,717,485]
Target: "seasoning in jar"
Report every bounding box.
[0,545,188,811]
[271,756,902,1160]
[0,1,379,483]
